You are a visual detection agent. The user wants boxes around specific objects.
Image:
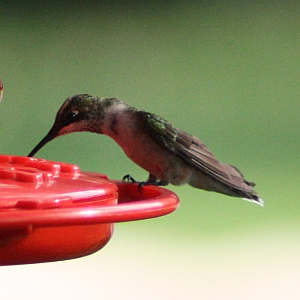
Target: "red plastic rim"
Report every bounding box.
[0,156,180,229]
[0,180,179,229]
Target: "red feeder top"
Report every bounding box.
[0,155,117,210]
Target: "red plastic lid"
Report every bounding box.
[0,155,117,210]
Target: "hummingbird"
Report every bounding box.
[0,79,3,102]
[28,94,263,205]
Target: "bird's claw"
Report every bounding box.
[122,175,144,193]
[122,174,137,183]
[138,180,168,192]
[122,174,167,193]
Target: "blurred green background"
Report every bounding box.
[0,1,299,299]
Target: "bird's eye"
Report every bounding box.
[63,111,81,126]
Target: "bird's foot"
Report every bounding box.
[122,174,144,192]
[137,180,167,191]
[139,180,168,187]
[122,174,167,193]
[122,174,137,183]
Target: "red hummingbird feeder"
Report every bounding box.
[0,155,179,265]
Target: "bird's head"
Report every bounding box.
[28,94,115,157]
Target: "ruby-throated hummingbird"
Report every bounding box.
[0,79,3,102]
[28,94,263,205]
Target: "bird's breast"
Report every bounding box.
[102,111,169,179]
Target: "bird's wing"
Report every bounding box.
[139,111,252,191]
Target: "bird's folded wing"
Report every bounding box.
[141,111,252,192]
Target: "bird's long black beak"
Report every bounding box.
[28,134,55,157]
[28,124,60,157]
